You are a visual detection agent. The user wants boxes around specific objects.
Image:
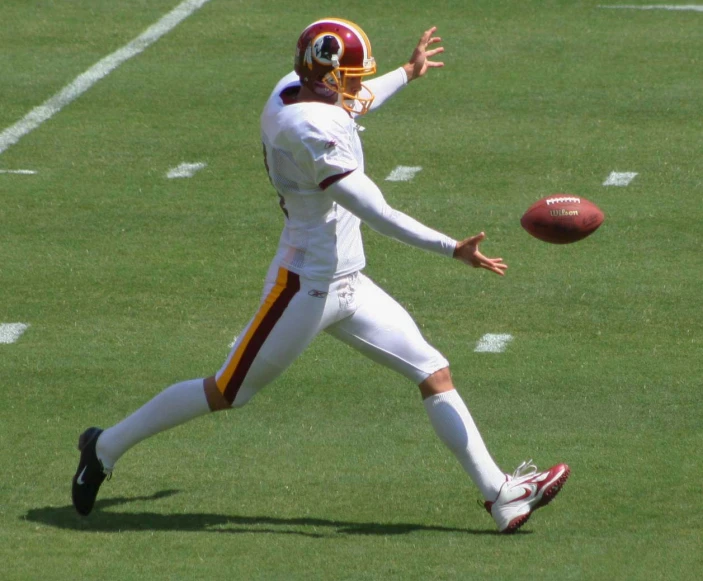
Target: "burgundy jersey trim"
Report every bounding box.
[280,85,300,105]
[320,169,354,190]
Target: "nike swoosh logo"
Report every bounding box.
[517,483,538,501]
[508,482,538,503]
[76,466,88,486]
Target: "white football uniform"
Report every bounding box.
[262,70,366,280]
[216,69,455,406]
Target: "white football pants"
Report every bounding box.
[215,262,449,406]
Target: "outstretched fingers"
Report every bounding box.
[425,47,445,65]
[480,256,508,276]
[422,26,439,42]
[421,28,444,61]
[453,232,508,276]
[406,26,445,80]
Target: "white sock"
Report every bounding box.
[96,378,211,469]
[423,389,506,500]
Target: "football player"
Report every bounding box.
[72,18,569,533]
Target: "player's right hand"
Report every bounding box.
[453,232,508,276]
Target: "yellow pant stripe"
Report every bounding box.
[216,267,289,393]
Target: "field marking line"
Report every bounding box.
[385,166,423,182]
[0,169,37,174]
[603,171,638,186]
[0,0,213,157]
[600,5,703,11]
[167,162,207,178]
[0,323,29,344]
[474,333,513,353]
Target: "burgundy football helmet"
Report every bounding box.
[294,18,377,115]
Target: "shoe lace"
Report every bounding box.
[511,459,538,480]
[478,460,539,512]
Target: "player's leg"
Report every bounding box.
[422,366,570,533]
[325,273,506,501]
[73,266,330,515]
[419,367,506,501]
[97,267,328,464]
[327,274,571,533]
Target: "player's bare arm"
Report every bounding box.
[403,26,445,82]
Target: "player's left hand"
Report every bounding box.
[404,26,445,82]
[453,232,508,276]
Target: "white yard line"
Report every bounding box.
[603,171,638,186]
[474,333,514,353]
[0,0,212,157]
[0,323,29,344]
[601,5,703,11]
[167,162,207,178]
[385,166,423,182]
[0,169,37,174]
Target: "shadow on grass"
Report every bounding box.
[23,490,515,537]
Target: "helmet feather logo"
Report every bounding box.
[312,34,343,67]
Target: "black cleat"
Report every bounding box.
[71,427,109,516]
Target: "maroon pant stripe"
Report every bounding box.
[223,271,300,404]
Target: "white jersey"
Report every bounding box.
[261,72,366,280]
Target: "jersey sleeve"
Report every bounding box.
[362,67,408,113]
[297,116,359,188]
[326,170,457,257]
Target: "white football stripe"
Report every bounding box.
[0,323,29,344]
[0,0,212,156]
[603,171,638,186]
[0,169,37,175]
[166,162,207,178]
[474,333,513,353]
[385,166,423,182]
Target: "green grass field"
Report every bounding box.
[2,1,702,579]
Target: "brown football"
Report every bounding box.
[520,194,604,244]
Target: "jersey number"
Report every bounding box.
[262,143,288,218]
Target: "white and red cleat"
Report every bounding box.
[485,460,570,533]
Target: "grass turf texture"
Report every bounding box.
[1,0,702,579]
